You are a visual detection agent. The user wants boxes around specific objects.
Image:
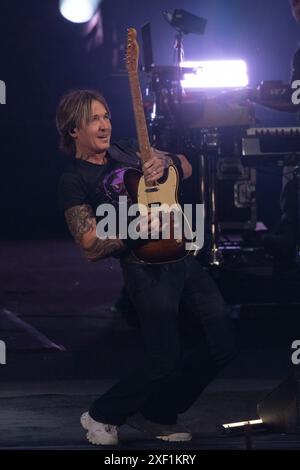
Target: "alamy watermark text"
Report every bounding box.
[95,198,205,251]
[0,80,6,104]
[0,340,6,365]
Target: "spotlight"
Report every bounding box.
[181,60,249,89]
[221,419,264,434]
[59,0,101,24]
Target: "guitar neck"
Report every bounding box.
[128,72,152,163]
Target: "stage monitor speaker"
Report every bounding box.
[257,368,300,434]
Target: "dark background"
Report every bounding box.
[0,0,299,239]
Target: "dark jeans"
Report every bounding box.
[89,256,236,426]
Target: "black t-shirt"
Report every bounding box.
[59,142,141,217]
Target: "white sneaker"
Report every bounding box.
[80,411,119,446]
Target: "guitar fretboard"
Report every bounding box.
[128,72,152,162]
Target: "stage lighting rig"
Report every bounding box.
[163,9,207,66]
[163,9,207,36]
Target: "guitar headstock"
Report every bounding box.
[125,28,139,74]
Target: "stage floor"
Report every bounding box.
[0,240,299,450]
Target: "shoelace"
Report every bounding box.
[86,414,117,434]
[104,424,116,433]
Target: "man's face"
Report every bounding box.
[291,0,300,23]
[73,100,112,155]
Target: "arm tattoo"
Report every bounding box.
[82,237,125,262]
[64,204,126,261]
[65,204,95,245]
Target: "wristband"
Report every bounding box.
[166,153,184,179]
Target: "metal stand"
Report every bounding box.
[202,130,222,265]
[173,32,184,106]
[173,31,184,66]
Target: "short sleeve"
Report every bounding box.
[58,172,90,211]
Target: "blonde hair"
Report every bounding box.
[56,89,110,155]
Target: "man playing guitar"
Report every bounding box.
[57,24,236,447]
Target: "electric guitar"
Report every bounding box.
[124,28,192,263]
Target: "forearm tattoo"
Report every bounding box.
[65,204,95,245]
[82,237,125,262]
[64,205,125,261]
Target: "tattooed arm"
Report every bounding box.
[64,204,126,262]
